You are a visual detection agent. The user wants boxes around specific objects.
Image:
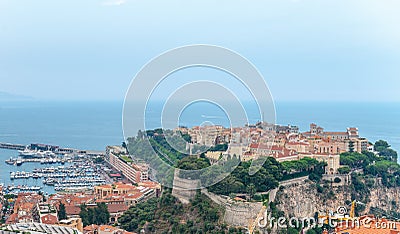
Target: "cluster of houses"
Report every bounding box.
[181,122,372,174]
[1,181,161,234]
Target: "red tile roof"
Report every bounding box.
[41,214,58,225]
[107,203,129,213]
[65,205,81,216]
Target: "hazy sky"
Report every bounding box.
[0,0,400,102]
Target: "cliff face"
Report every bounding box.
[368,186,400,213]
[276,181,351,218]
[275,178,400,219]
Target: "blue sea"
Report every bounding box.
[0,101,399,192]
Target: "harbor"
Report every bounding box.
[0,142,108,195]
[8,164,107,191]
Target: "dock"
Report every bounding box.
[0,142,105,157]
[0,142,26,151]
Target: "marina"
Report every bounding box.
[8,164,107,192]
[0,144,107,194]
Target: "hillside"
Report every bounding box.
[118,189,245,233]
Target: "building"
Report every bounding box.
[205,151,225,164]
[0,185,3,218]
[298,153,340,175]
[94,182,159,204]
[188,125,225,146]
[49,193,95,207]
[40,214,58,225]
[276,124,299,134]
[106,203,129,224]
[106,146,127,162]
[37,202,58,225]
[59,217,84,233]
[5,222,83,234]
[48,193,95,219]
[6,193,43,224]
[107,151,149,184]
[95,183,138,199]
[83,225,135,234]
[285,141,310,153]
[350,137,369,153]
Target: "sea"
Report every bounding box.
[0,100,399,193]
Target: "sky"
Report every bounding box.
[0,0,400,102]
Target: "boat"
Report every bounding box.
[18,148,39,158]
[16,159,23,166]
[44,151,56,157]
[5,158,15,165]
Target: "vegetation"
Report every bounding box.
[337,166,351,174]
[281,157,326,182]
[340,152,372,169]
[118,197,159,231]
[58,203,67,220]
[120,155,133,163]
[79,203,110,227]
[339,140,400,188]
[3,194,16,200]
[177,155,210,170]
[208,157,282,195]
[208,143,229,152]
[92,156,105,164]
[127,129,190,166]
[118,190,244,233]
[374,140,398,162]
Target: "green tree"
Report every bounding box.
[348,141,355,152]
[95,203,110,225]
[287,227,299,234]
[374,140,390,151]
[247,183,256,200]
[80,203,110,226]
[79,204,89,226]
[58,203,67,220]
[306,230,317,234]
[338,166,351,174]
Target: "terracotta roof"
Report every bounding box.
[107,203,129,213]
[324,131,348,135]
[271,146,284,151]
[41,214,58,225]
[138,181,160,189]
[115,183,136,189]
[123,192,143,200]
[99,225,118,232]
[49,193,94,206]
[250,143,270,150]
[286,142,309,146]
[95,184,113,189]
[6,213,18,224]
[84,224,99,231]
[65,205,81,216]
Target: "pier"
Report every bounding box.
[0,142,26,151]
[0,142,105,157]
